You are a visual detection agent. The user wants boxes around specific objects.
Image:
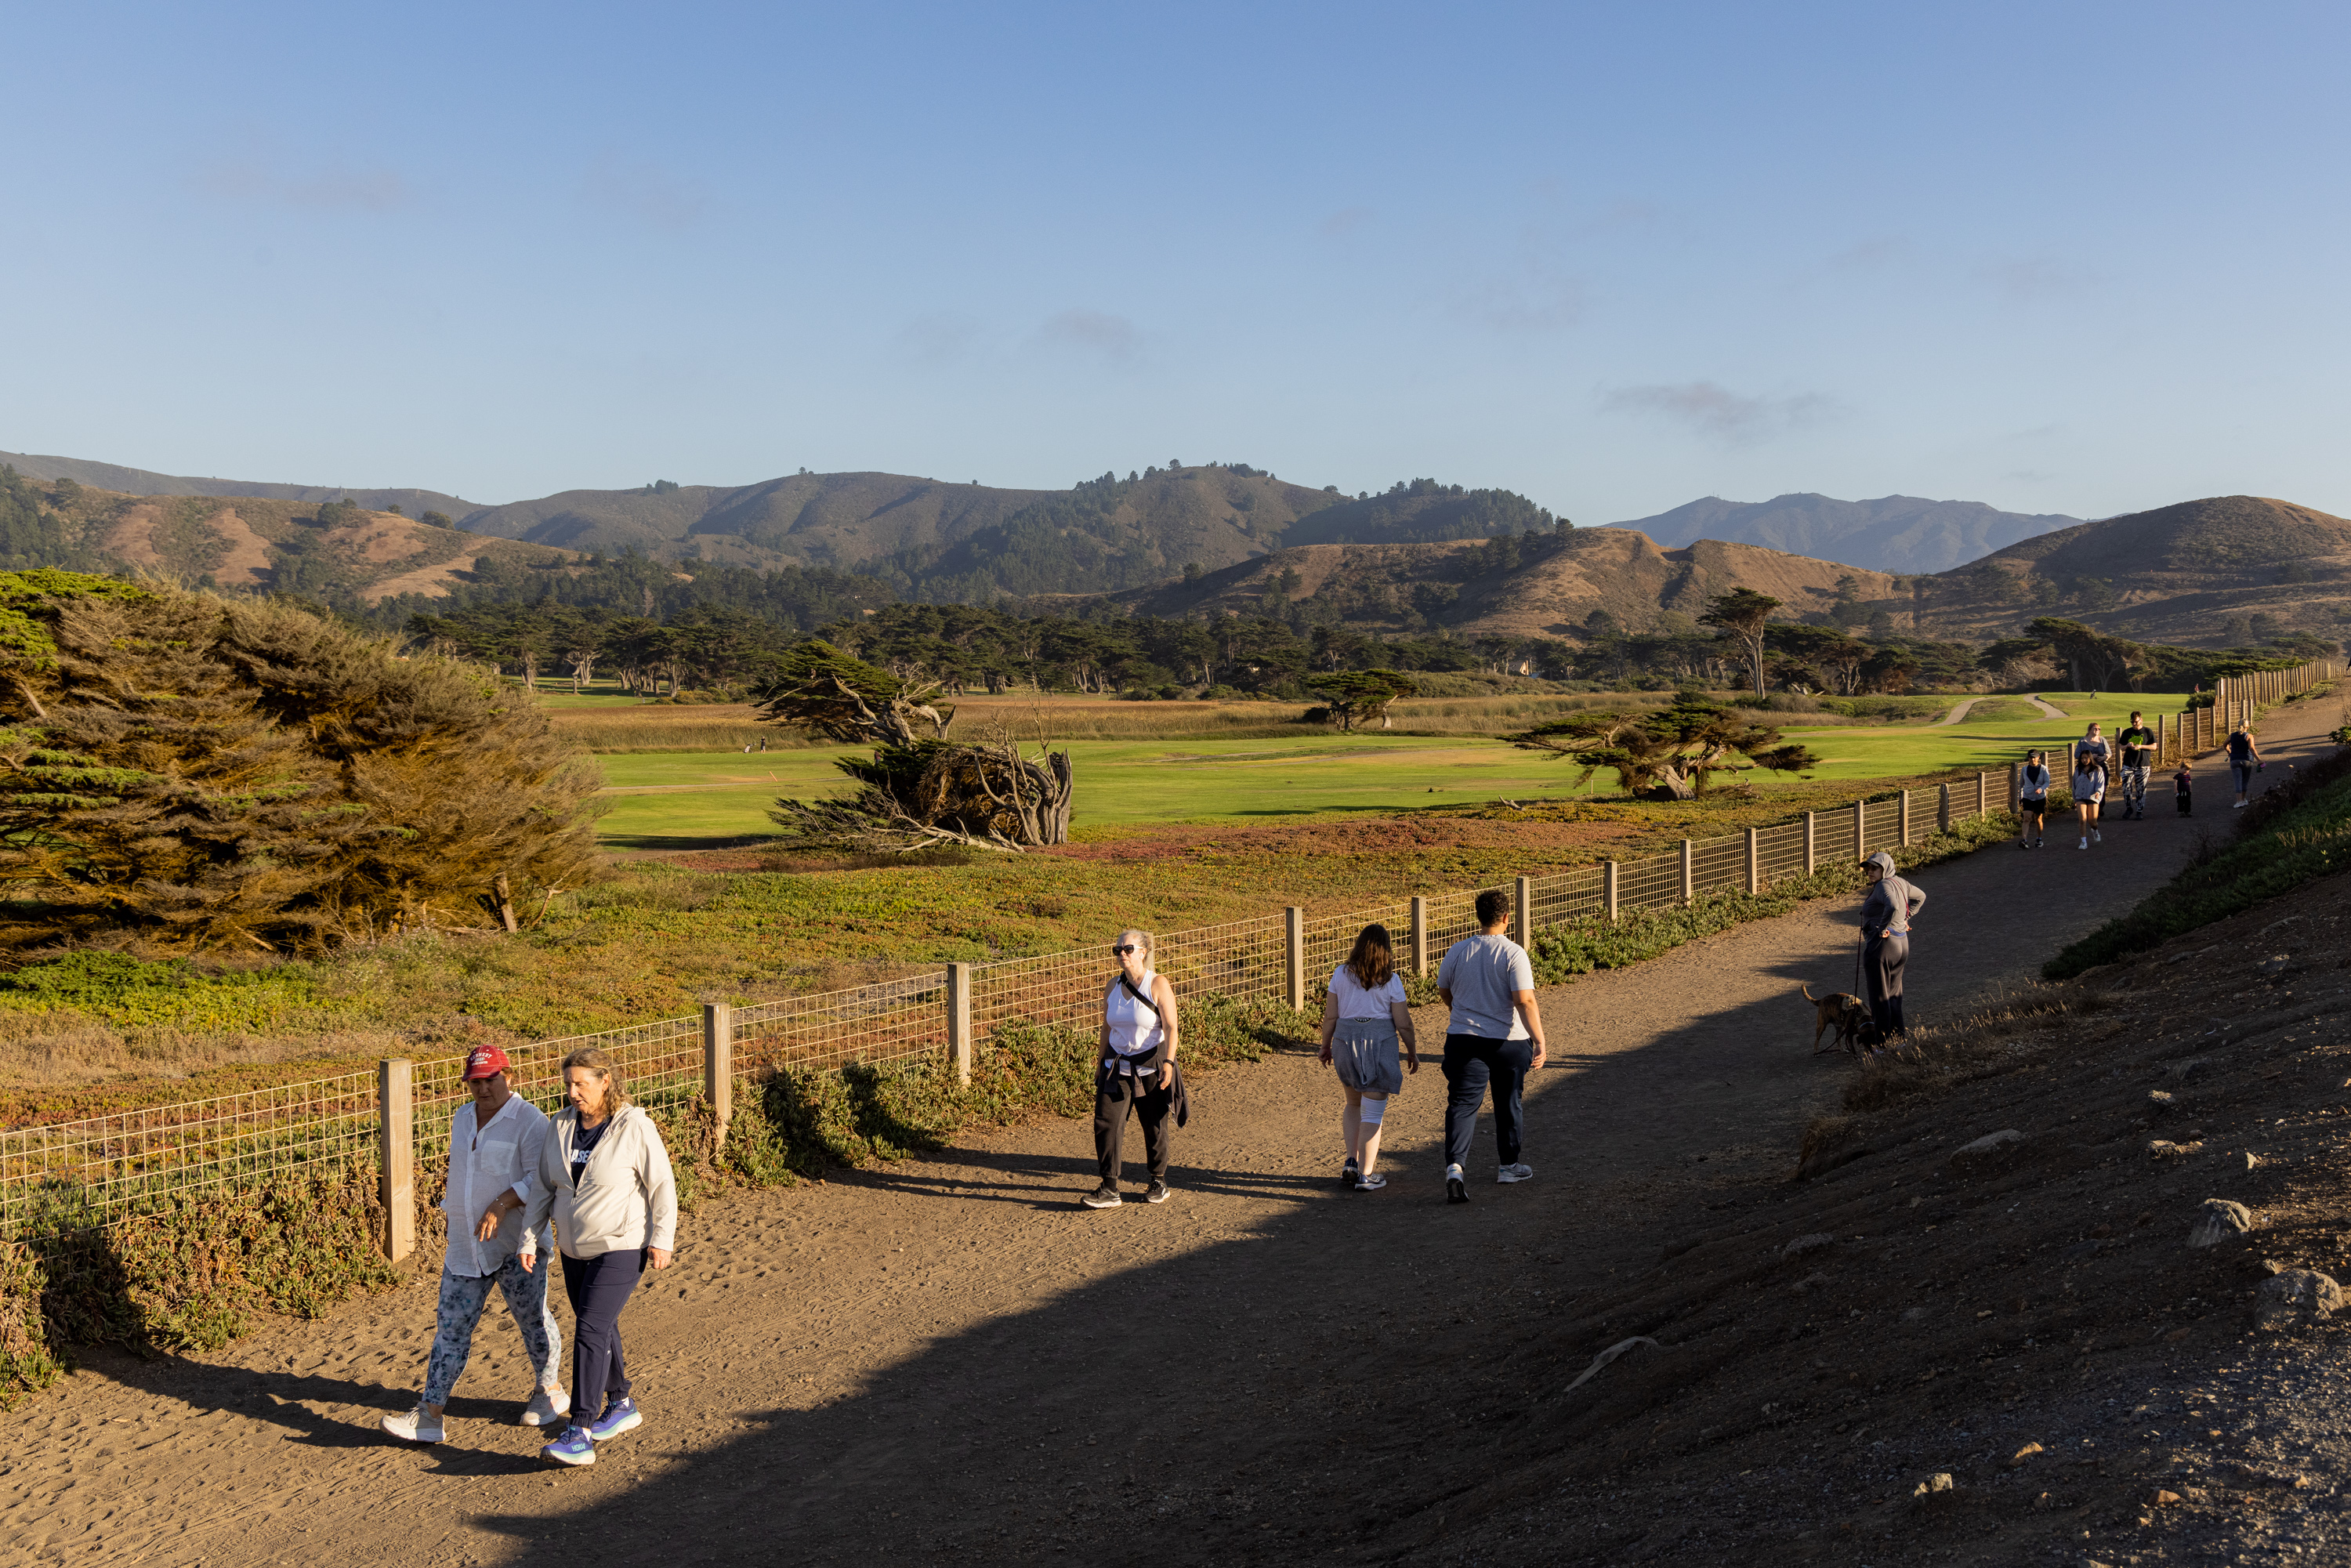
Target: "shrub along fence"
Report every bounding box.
[3,658,2335,1258]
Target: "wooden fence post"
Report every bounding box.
[1284,907,1306,1012]
[2008,762,2019,817]
[1514,876,1534,947]
[1853,798,1865,860]
[1679,839,1694,904]
[1603,861,1619,922]
[703,1001,733,1145]
[1937,783,1951,835]
[1744,827,1759,894]
[1976,770,1987,820]
[1802,811,1816,876]
[945,964,973,1086]
[1410,896,1430,976]
[379,1058,414,1264]
[1900,788,1912,846]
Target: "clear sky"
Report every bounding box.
[4,2,2345,522]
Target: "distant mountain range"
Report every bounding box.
[1617,493,2084,575]
[1,451,1554,600]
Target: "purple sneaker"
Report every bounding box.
[542,1425,596,1467]
[586,1397,643,1443]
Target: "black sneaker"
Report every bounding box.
[1340,1157,1360,1190]
[1144,1180,1172,1205]
[1081,1184,1121,1209]
[1445,1163,1469,1204]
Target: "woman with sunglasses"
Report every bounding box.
[1083,929,1180,1209]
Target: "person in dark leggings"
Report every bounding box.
[1434,889,1549,1204]
[1857,851,1925,1043]
[520,1045,677,1468]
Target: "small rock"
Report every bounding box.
[2147,1139,2204,1160]
[2256,1268,2344,1331]
[2148,1089,2176,1113]
[2187,1199,2253,1249]
[2151,1489,2183,1506]
[2256,954,2295,979]
[2246,1152,2263,1171]
[1950,1129,2025,1164]
[1912,1472,1954,1498]
[2008,1442,2045,1468]
[1903,1305,1929,1321]
[1781,1233,1836,1260]
[2167,1058,2208,1081]
[1791,1271,1831,1295]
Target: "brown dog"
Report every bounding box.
[1802,985,1872,1056]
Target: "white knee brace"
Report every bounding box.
[1358,1097,1386,1127]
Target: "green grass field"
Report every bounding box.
[593,692,2203,849]
[594,737,1589,849]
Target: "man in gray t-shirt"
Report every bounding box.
[1435,889,1549,1204]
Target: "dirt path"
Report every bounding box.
[1932,697,1981,726]
[2027,693,2068,718]
[8,699,2339,1566]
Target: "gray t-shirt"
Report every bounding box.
[1437,933,1534,1040]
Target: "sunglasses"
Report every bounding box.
[1111,944,1137,955]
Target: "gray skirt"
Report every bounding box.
[1331,1019,1404,1095]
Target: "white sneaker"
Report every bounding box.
[522,1387,571,1427]
[382,1405,444,1443]
[2092,829,2102,843]
[2078,838,2088,849]
[1497,1163,1534,1183]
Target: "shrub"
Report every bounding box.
[0,577,603,951]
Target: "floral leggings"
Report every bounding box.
[424,1255,563,1407]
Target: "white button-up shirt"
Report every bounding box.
[441,1092,553,1278]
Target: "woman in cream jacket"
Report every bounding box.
[520,1046,677,1468]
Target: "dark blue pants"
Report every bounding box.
[1442,1034,1533,1171]
[560,1247,643,1411]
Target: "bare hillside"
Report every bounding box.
[1101,527,1900,639]
[1924,495,2351,645]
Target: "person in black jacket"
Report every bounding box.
[1857,851,1925,1042]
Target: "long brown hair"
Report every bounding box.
[560,1046,629,1117]
[1346,924,1395,990]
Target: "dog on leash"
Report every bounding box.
[1802,984,1874,1056]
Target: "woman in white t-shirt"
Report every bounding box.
[1316,923,1419,1191]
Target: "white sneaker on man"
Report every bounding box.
[1497,1164,1534,1183]
[382,1406,444,1443]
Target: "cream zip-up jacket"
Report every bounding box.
[520,1104,678,1261]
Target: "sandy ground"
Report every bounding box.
[4,696,2341,1566]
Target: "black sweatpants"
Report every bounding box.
[560,1247,643,1412]
[1442,1034,1534,1171]
[1094,1067,1173,1185]
[1864,934,1909,1038]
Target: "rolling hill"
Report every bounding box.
[1621,492,2081,574]
[7,476,574,601]
[1084,527,1901,643]
[0,449,480,521]
[1921,494,2351,646]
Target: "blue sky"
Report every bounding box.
[4,2,2345,522]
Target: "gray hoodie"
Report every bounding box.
[520,1103,678,1261]
[1859,852,1925,938]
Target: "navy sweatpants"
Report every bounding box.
[560,1247,643,1410]
[1441,1034,1534,1171]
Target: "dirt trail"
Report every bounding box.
[6,697,2341,1566]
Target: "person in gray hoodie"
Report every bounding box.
[1857,851,1925,1041]
[520,1045,677,1468]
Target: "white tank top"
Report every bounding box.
[1104,970,1165,1059]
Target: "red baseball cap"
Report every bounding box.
[462,1045,513,1081]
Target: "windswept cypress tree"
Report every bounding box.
[0,573,601,951]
